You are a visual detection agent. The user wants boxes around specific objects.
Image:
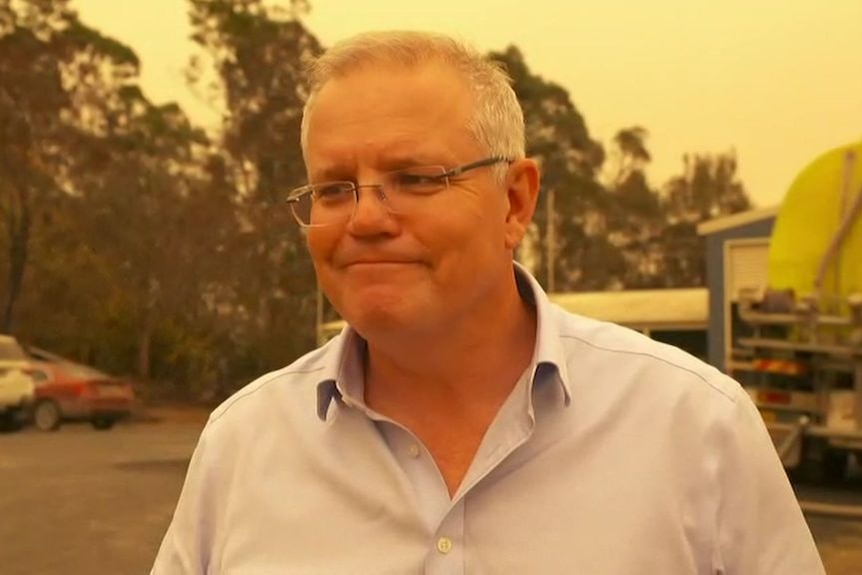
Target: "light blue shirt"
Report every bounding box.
[153,266,824,574]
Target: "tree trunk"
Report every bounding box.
[2,187,31,334]
[137,313,152,380]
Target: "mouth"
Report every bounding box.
[345,260,421,268]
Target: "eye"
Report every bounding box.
[392,167,447,193]
[313,183,354,202]
[399,173,440,185]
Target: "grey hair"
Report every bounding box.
[299,31,525,181]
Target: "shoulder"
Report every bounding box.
[206,337,340,429]
[550,304,741,406]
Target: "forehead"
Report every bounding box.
[304,61,481,172]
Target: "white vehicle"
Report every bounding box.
[0,334,37,429]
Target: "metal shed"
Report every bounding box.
[697,206,779,372]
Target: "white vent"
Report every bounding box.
[727,240,770,301]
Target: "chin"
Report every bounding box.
[349,310,412,340]
[339,294,420,336]
[324,269,433,333]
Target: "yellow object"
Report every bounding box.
[768,139,862,310]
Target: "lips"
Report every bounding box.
[344,260,420,268]
[338,253,422,266]
[333,245,427,269]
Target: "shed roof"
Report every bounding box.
[696,205,779,236]
[549,288,709,329]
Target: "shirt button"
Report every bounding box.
[436,536,453,554]
[408,444,421,458]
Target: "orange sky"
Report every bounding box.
[73,0,862,207]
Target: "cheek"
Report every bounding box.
[306,228,339,266]
[442,209,506,257]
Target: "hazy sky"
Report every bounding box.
[73,0,862,207]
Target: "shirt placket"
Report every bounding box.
[375,369,539,574]
[376,422,466,573]
[425,497,466,575]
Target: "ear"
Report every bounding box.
[503,158,540,250]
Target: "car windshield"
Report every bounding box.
[0,338,28,361]
[61,362,109,379]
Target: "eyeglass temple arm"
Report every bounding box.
[444,156,513,177]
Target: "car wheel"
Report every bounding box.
[91,417,116,431]
[33,400,62,432]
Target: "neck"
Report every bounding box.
[363,275,537,415]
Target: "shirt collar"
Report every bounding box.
[315,328,360,422]
[512,261,572,406]
[315,262,572,421]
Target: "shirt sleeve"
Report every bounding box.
[151,423,220,575]
[713,381,825,575]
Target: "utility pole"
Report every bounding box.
[547,187,556,292]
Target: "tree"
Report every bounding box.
[1,0,238,391]
[658,152,753,286]
[489,46,622,292]
[611,126,651,185]
[72,96,214,379]
[0,0,71,333]
[1,3,759,398]
[0,0,140,333]
[604,127,665,288]
[187,0,323,380]
[663,152,752,223]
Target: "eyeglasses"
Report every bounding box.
[285,156,511,227]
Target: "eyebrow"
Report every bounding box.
[311,152,459,182]
[377,156,448,171]
[375,145,460,171]
[311,166,354,182]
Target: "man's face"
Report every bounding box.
[303,61,517,338]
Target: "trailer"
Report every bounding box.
[730,139,862,480]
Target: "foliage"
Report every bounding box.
[489,46,613,291]
[187,0,323,379]
[0,0,753,399]
[658,152,752,286]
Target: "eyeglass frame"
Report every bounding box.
[285,156,513,228]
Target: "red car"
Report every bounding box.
[24,347,135,431]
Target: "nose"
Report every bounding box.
[346,185,399,236]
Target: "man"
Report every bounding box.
[153,31,824,574]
